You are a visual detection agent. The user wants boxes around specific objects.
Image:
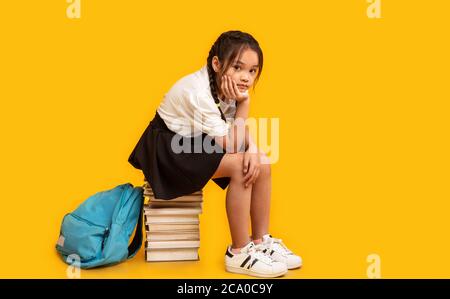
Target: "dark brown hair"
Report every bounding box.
[206,30,264,122]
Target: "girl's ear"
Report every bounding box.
[212,56,221,73]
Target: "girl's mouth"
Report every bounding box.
[237,84,248,90]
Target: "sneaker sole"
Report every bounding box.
[225,265,288,278]
[288,264,302,270]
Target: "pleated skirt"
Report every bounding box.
[128,111,230,200]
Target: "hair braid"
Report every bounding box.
[206,45,227,122]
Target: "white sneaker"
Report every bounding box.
[225,241,288,278]
[259,234,303,269]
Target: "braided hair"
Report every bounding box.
[206,30,264,123]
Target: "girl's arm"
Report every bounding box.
[237,99,259,153]
[214,98,250,153]
[214,75,258,153]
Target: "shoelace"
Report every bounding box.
[247,244,273,265]
[264,237,293,256]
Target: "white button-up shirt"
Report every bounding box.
[157,65,237,137]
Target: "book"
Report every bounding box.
[146,231,200,241]
[143,179,203,262]
[145,248,199,262]
[144,190,203,197]
[144,207,202,215]
[144,214,199,224]
[147,195,203,202]
[146,223,199,232]
[143,182,202,198]
[146,240,200,249]
[147,201,203,209]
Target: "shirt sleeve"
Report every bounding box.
[184,89,230,137]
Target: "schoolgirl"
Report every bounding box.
[129,30,301,277]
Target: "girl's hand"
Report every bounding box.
[243,146,261,188]
[221,75,249,103]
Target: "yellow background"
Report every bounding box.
[0,0,449,278]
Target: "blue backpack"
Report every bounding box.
[56,183,144,269]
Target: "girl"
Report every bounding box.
[128,30,302,278]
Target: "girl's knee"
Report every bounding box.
[229,153,246,180]
[226,152,271,181]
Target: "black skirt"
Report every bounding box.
[128,111,230,200]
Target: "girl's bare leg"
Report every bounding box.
[250,156,271,241]
[212,153,252,249]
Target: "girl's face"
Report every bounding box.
[214,48,260,93]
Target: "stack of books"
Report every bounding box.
[143,180,203,262]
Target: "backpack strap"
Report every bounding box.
[127,188,144,258]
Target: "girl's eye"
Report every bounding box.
[233,65,240,70]
[250,69,257,74]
